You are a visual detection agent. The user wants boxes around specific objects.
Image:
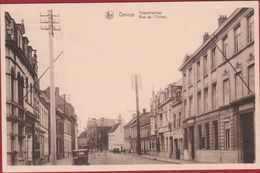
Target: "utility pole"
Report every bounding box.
[40,10,60,165]
[133,74,141,155]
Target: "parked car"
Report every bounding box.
[72,149,89,165]
[113,148,120,153]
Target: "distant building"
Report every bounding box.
[123,115,136,152]
[179,8,255,163]
[78,130,88,149]
[139,109,150,154]
[125,109,150,154]
[150,82,183,159]
[42,87,78,159]
[108,115,125,151]
[86,118,116,152]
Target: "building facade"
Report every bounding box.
[5,12,41,165]
[150,82,183,159]
[139,109,150,154]
[125,110,151,154]
[179,8,255,163]
[38,93,50,163]
[108,122,124,151]
[86,118,116,152]
[123,115,136,152]
[42,87,78,160]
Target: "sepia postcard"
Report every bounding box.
[1,1,260,172]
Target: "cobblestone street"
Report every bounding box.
[88,152,171,165]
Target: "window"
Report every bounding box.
[222,36,228,59]
[197,61,201,81]
[204,87,208,112]
[211,47,216,70]
[197,91,201,114]
[166,137,168,151]
[234,26,241,53]
[189,96,193,117]
[184,128,188,149]
[178,112,181,127]
[224,121,231,150]
[248,64,255,94]
[205,123,210,149]
[183,73,186,89]
[169,109,172,122]
[10,69,15,102]
[198,124,204,149]
[235,72,243,99]
[248,14,254,43]
[17,76,24,106]
[184,99,187,118]
[213,121,218,150]
[203,54,208,76]
[159,114,163,127]
[188,67,192,86]
[25,78,28,102]
[223,79,230,105]
[212,83,217,109]
[173,114,176,128]
[30,83,33,104]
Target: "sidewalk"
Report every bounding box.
[44,157,72,165]
[125,153,202,164]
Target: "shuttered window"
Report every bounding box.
[248,64,255,94]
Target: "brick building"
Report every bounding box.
[179,8,255,163]
[86,118,116,152]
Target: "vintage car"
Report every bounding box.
[72,149,89,165]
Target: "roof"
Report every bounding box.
[179,8,246,71]
[108,123,121,133]
[124,116,137,128]
[96,118,116,127]
[78,130,88,138]
[87,118,116,128]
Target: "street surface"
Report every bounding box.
[88,152,171,165]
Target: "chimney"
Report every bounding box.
[143,109,146,114]
[218,15,227,27]
[203,32,209,43]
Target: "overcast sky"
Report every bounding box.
[2,1,257,133]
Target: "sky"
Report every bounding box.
[1,1,256,133]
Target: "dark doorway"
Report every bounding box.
[169,137,173,158]
[189,126,195,160]
[241,112,255,163]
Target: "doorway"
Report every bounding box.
[241,112,255,163]
[189,126,195,160]
[169,137,173,158]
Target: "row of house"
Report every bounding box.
[5,12,78,165]
[124,8,256,163]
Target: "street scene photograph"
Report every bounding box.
[1,1,259,172]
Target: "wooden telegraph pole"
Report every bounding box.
[133,74,141,155]
[40,10,60,165]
